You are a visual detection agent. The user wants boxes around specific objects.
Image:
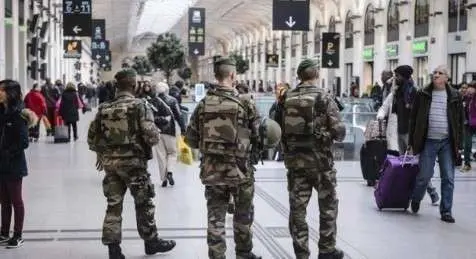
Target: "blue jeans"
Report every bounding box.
[412,138,455,215]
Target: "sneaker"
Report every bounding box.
[461,164,471,172]
[0,235,9,245]
[318,248,344,259]
[441,214,455,223]
[167,172,175,186]
[430,192,440,206]
[144,238,176,255]
[161,180,167,187]
[6,236,24,249]
[411,201,420,213]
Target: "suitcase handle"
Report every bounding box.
[400,152,417,167]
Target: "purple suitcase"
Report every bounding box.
[374,154,419,210]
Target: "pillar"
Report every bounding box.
[0,0,6,78]
[373,10,386,84]
[428,0,448,72]
[285,32,292,84]
[467,1,476,73]
[398,3,413,66]
[352,17,364,94]
[5,0,20,79]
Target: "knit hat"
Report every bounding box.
[394,65,413,80]
[156,81,169,94]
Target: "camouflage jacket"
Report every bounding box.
[185,87,260,186]
[275,84,345,171]
[87,91,160,166]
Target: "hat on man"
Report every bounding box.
[394,65,414,80]
[297,59,318,75]
[114,69,137,81]
[214,57,236,67]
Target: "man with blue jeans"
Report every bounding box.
[408,65,464,223]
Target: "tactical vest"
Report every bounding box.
[199,92,250,159]
[283,86,322,148]
[95,98,145,157]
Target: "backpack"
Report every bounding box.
[200,91,250,159]
[283,86,322,148]
[94,98,143,156]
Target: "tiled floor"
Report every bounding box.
[1,112,476,259]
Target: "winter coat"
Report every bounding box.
[24,90,47,117]
[377,81,399,152]
[409,83,464,160]
[158,94,186,136]
[0,103,30,180]
[59,88,81,123]
[41,84,61,108]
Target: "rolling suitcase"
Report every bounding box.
[360,139,387,186]
[374,154,419,210]
[360,120,387,186]
[54,114,69,143]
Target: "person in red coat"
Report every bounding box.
[24,84,47,141]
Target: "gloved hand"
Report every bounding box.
[96,154,104,171]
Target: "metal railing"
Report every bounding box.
[181,99,378,161]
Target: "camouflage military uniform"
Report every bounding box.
[87,91,161,245]
[185,87,260,259]
[277,84,345,258]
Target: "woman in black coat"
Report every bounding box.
[59,82,81,141]
[0,79,30,248]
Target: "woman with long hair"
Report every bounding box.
[0,79,31,248]
[59,82,82,141]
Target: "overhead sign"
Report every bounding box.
[63,0,92,37]
[266,54,279,67]
[91,19,106,40]
[91,40,109,61]
[272,0,310,31]
[63,40,82,59]
[321,32,340,69]
[188,8,205,56]
[363,47,374,61]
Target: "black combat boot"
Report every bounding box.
[318,248,344,259]
[236,252,262,259]
[108,244,125,259]
[167,172,175,185]
[144,238,176,255]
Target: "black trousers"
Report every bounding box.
[66,122,78,140]
[29,120,41,139]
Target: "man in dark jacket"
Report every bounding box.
[154,82,186,187]
[408,65,464,223]
[393,65,417,152]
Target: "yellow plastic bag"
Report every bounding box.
[178,136,193,165]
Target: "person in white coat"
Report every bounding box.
[377,75,440,205]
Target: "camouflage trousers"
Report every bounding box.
[205,181,255,259]
[102,165,158,245]
[287,168,339,258]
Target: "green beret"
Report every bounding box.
[214,57,236,67]
[114,69,137,81]
[297,59,318,75]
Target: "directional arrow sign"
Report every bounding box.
[73,25,82,34]
[63,0,92,37]
[321,32,340,69]
[188,8,205,56]
[285,16,296,28]
[273,0,309,31]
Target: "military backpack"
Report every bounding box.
[200,91,250,159]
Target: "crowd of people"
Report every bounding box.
[0,56,471,258]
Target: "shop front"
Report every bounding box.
[363,47,374,95]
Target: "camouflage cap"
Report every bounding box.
[114,69,137,81]
[214,57,236,67]
[297,59,318,75]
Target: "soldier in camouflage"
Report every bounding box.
[185,57,262,259]
[87,69,176,259]
[274,59,346,259]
